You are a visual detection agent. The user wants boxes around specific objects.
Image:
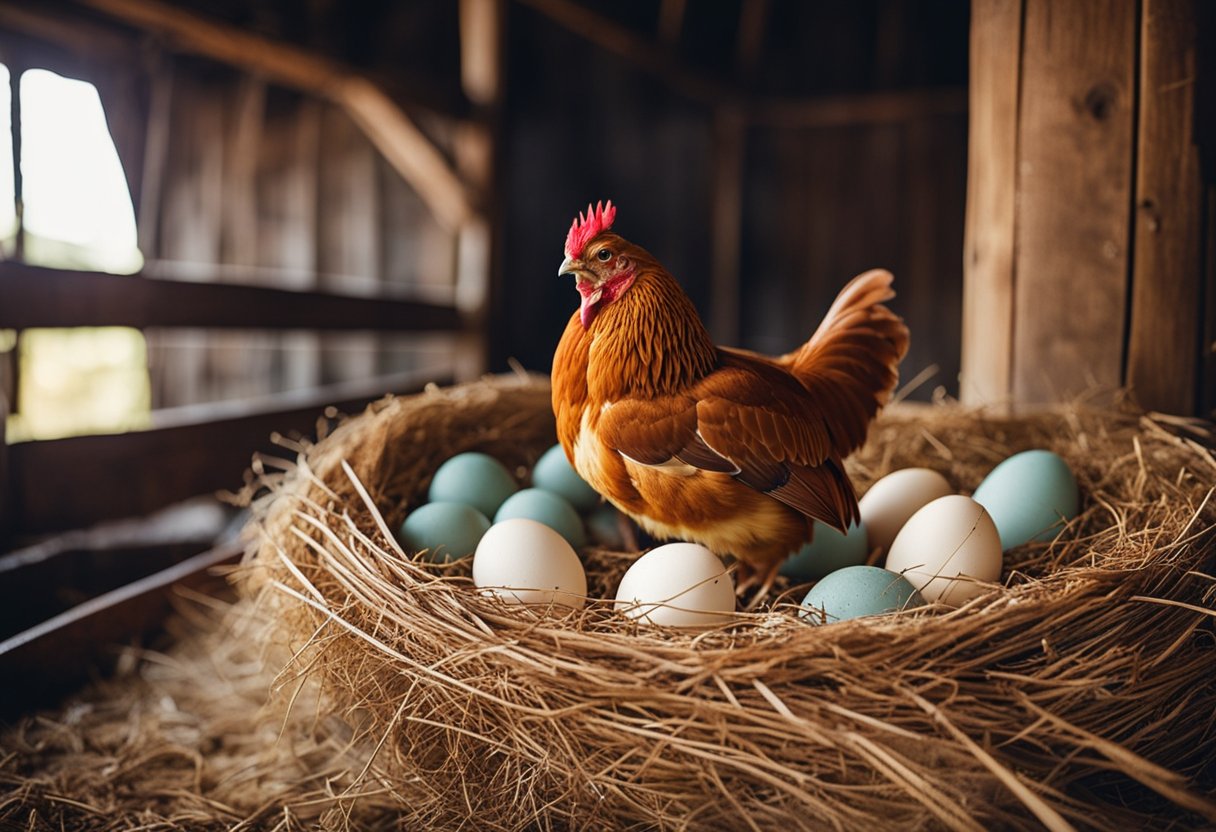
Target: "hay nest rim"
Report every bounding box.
[238,374,1216,831]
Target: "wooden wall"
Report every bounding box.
[962,0,1213,416]
[139,57,459,410]
[499,2,970,401]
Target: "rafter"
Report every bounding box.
[68,0,477,230]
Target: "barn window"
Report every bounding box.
[3,65,149,441]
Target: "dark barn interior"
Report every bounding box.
[0,0,1214,827]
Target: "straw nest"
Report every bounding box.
[3,374,1214,831]
[231,374,1216,831]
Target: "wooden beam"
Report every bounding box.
[0,262,466,332]
[7,370,449,534]
[0,2,134,59]
[74,0,476,230]
[0,541,241,717]
[736,0,770,79]
[960,0,1021,406]
[1011,0,1137,404]
[1126,0,1203,415]
[749,87,967,129]
[658,0,686,45]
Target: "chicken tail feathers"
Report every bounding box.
[782,269,910,456]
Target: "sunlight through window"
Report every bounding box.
[3,66,150,441]
[19,68,143,274]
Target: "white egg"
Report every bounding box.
[859,468,954,555]
[883,495,1002,606]
[472,518,587,609]
[615,543,735,627]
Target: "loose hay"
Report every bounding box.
[4,374,1216,831]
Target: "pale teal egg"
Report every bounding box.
[428,452,519,518]
[397,502,492,563]
[799,565,924,624]
[586,503,627,548]
[495,488,587,549]
[971,450,1079,550]
[532,444,601,512]
[779,521,869,581]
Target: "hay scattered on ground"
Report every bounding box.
[4,375,1216,831]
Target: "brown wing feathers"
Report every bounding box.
[783,269,910,455]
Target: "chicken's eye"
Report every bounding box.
[596,249,612,262]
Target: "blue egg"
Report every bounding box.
[779,520,869,581]
[428,452,519,519]
[971,450,1079,550]
[397,502,491,563]
[586,503,627,548]
[532,444,601,512]
[495,488,587,549]
[800,565,924,624]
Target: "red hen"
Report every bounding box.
[551,201,910,585]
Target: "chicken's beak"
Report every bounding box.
[558,256,584,280]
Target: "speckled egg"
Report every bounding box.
[428,452,519,519]
[779,521,869,581]
[971,449,1079,550]
[799,565,924,624]
[495,488,587,549]
[397,502,492,563]
[473,518,587,608]
[532,444,601,512]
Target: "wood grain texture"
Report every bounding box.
[7,370,446,534]
[1012,0,1137,403]
[0,262,464,332]
[0,541,241,717]
[1126,0,1202,415]
[960,0,1022,406]
[79,0,474,230]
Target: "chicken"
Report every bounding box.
[552,201,910,587]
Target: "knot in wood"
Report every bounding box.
[1081,83,1117,121]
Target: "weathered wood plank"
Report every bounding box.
[1126,0,1203,415]
[7,370,447,534]
[960,0,1021,406]
[1012,0,1137,403]
[0,541,241,717]
[0,263,465,332]
[78,0,475,230]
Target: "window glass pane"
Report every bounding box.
[19,68,142,274]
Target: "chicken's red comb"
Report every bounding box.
[564,200,617,258]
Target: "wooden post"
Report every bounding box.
[960,0,1021,407]
[963,0,1207,415]
[1013,0,1136,404]
[454,0,505,378]
[1126,0,1203,415]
